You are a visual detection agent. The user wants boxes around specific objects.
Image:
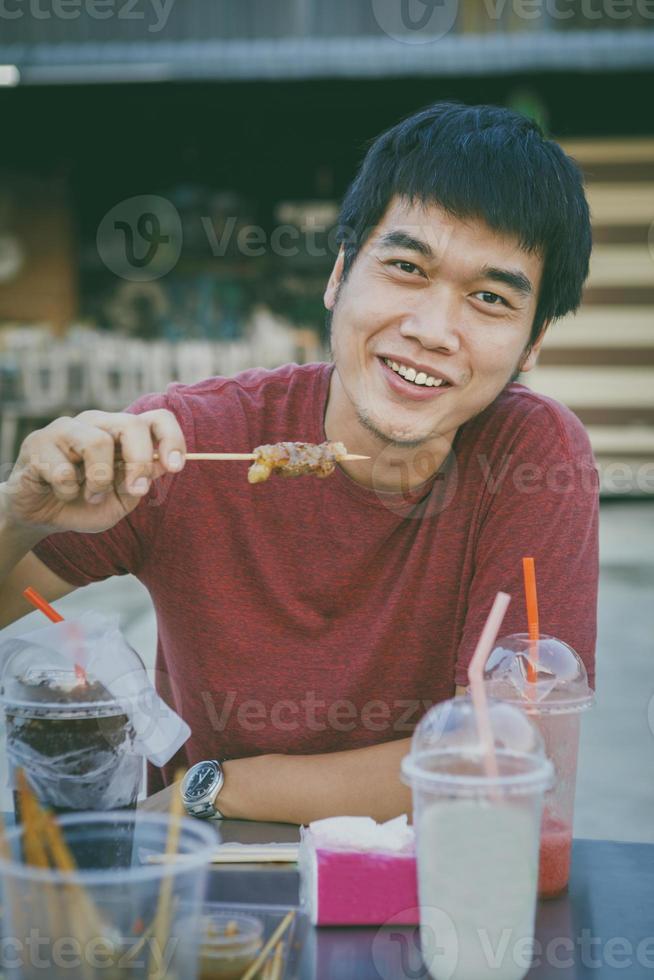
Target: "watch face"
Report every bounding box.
[185,762,219,801]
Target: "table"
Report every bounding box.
[209,820,654,979]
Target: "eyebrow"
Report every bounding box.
[376,231,435,259]
[478,265,533,297]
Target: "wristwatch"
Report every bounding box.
[181,759,225,819]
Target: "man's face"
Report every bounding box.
[324,197,545,450]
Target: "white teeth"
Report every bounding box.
[384,358,447,389]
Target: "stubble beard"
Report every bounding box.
[355,408,439,450]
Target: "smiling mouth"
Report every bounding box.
[381,357,452,389]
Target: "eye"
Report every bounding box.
[386,260,427,278]
[473,291,509,307]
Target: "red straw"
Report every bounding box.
[468,591,512,782]
[22,587,87,683]
[522,557,539,684]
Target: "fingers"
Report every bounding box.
[18,409,185,507]
[18,433,82,503]
[140,410,187,474]
[74,408,185,496]
[56,419,116,502]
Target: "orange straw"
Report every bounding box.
[22,587,87,684]
[522,557,539,684]
[468,591,512,782]
[22,586,63,624]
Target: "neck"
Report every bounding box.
[323,369,457,493]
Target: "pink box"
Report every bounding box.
[300,844,419,926]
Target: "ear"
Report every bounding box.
[324,248,345,311]
[519,321,550,374]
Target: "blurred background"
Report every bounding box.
[0,1,652,835]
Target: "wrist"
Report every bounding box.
[0,484,47,552]
[217,755,273,821]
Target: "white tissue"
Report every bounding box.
[307,814,415,854]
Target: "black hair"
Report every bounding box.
[336,101,592,346]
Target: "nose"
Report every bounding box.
[398,289,461,354]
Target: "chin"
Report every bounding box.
[358,409,433,448]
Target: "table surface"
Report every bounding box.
[209,820,654,979]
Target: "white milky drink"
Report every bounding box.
[416,799,539,980]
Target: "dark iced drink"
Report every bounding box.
[5,668,142,820]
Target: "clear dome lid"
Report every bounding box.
[0,615,147,719]
[401,696,553,796]
[483,634,594,715]
[0,623,146,718]
[0,613,191,765]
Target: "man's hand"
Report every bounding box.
[2,409,186,537]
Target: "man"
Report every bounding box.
[0,102,598,824]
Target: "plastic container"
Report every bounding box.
[0,613,190,817]
[484,634,594,898]
[401,696,553,980]
[196,911,263,979]
[0,811,217,980]
[196,904,308,980]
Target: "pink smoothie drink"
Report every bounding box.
[484,634,593,900]
[539,810,573,899]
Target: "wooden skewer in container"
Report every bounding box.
[15,769,112,980]
[239,910,295,980]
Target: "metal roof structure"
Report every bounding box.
[1,29,653,85]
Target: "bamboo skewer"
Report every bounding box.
[16,770,49,870]
[154,452,370,462]
[0,807,28,962]
[16,771,67,968]
[238,910,295,980]
[16,770,106,980]
[269,940,285,980]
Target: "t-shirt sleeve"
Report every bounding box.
[31,389,193,587]
[454,403,599,690]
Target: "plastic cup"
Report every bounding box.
[0,810,217,980]
[484,634,594,899]
[2,668,143,819]
[401,696,553,980]
[0,630,148,818]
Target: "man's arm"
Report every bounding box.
[144,684,469,824]
[0,407,187,628]
[0,488,77,627]
[0,548,76,629]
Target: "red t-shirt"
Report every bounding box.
[33,363,598,791]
